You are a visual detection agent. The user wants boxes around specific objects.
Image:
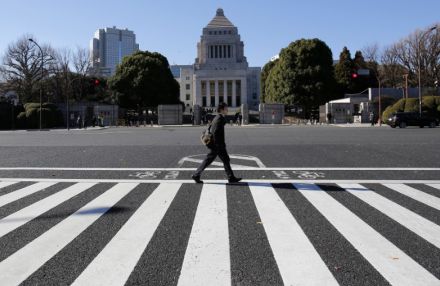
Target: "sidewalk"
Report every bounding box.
[330,123,389,128]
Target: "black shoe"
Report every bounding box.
[228,177,242,184]
[191,175,203,184]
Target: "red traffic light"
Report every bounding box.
[94,79,100,86]
[352,73,358,79]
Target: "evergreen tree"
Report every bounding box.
[265,38,336,116]
[334,47,355,93]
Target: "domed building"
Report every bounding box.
[173,8,261,112]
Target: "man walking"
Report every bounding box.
[192,102,242,184]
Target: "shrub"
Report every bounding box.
[382,96,440,122]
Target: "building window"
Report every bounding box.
[211,96,215,106]
[185,76,190,81]
[236,96,241,107]
[186,84,190,90]
[227,96,232,106]
[223,46,227,59]
[229,31,232,34]
[210,81,215,96]
[219,45,222,58]
[186,94,190,101]
[215,46,218,58]
[219,81,224,96]
[228,45,231,58]
[201,81,207,96]
[227,80,233,96]
[236,80,241,98]
[202,97,207,106]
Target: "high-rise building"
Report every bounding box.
[172,8,261,111]
[90,27,139,77]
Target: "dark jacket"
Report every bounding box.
[210,114,226,148]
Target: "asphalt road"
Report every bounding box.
[0,125,439,285]
[0,125,439,169]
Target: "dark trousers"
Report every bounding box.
[194,146,234,179]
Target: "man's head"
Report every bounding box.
[217,102,228,115]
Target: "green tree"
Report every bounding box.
[265,38,336,116]
[260,59,278,103]
[108,51,179,108]
[334,47,355,93]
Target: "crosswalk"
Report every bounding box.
[0,179,439,285]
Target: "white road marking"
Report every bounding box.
[0,167,439,171]
[177,157,256,169]
[178,183,230,286]
[339,183,440,248]
[294,183,439,286]
[178,154,266,168]
[72,183,181,286]
[0,182,56,208]
[1,178,440,184]
[427,183,440,191]
[383,183,440,210]
[249,183,338,285]
[0,181,17,190]
[0,182,138,285]
[0,183,96,238]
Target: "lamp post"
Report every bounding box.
[418,26,437,116]
[28,39,44,130]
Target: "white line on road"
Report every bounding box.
[1,178,440,184]
[338,183,440,249]
[0,183,96,239]
[178,183,230,286]
[0,167,439,171]
[72,183,181,286]
[0,182,138,285]
[382,183,440,211]
[0,182,56,208]
[294,183,439,286]
[249,183,338,285]
[0,181,18,190]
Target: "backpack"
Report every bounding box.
[200,124,213,146]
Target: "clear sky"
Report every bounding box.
[1,0,439,67]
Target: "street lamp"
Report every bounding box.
[418,26,437,116]
[28,38,44,130]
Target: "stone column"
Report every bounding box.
[215,80,219,107]
[241,77,247,108]
[195,78,202,106]
[223,80,227,104]
[232,80,237,107]
[206,81,211,107]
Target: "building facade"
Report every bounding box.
[172,8,261,112]
[90,27,139,77]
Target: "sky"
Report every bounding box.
[1,0,439,67]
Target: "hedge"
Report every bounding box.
[382,96,440,121]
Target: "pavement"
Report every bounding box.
[0,125,439,285]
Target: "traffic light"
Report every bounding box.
[94,79,100,86]
[352,73,358,79]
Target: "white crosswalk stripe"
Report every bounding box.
[0,179,439,286]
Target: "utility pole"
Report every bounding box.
[28,39,44,130]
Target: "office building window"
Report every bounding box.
[186,84,190,90]
[186,94,190,101]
